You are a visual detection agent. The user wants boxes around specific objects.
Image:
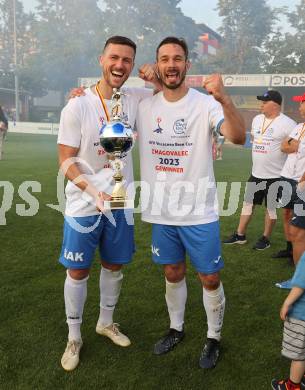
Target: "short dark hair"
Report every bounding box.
[103,36,137,55]
[156,37,189,60]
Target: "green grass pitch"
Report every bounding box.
[0,134,294,389]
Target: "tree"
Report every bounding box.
[207,0,276,74]
[102,0,201,68]
[263,0,305,73]
[32,0,105,92]
[0,0,43,94]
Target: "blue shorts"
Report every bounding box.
[151,221,224,274]
[59,210,134,269]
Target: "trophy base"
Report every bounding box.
[103,199,134,210]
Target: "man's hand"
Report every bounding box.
[68,86,86,100]
[202,74,229,105]
[281,137,299,154]
[96,191,111,212]
[138,64,162,92]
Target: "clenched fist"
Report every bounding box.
[202,73,229,104]
[138,63,162,91]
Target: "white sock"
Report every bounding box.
[165,278,187,332]
[98,267,123,327]
[202,283,225,341]
[64,271,89,341]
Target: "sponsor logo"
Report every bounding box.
[271,75,305,87]
[173,119,187,135]
[153,117,163,134]
[214,255,222,264]
[64,249,84,262]
[265,128,274,137]
[151,245,160,256]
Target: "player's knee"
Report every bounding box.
[101,260,123,272]
[68,268,90,280]
[241,202,253,215]
[291,228,305,245]
[164,263,186,283]
[267,208,277,220]
[199,273,220,290]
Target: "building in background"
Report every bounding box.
[31,91,64,123]
[194,24,222,59]
[0,87,30,121]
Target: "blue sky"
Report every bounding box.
[22,0,299,32]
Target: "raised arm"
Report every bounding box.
[138,63,162,93]
[203,73,246,145]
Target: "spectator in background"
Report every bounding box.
[212,132,218,161]
[223,91,296,250]
[275,93,305,289]
[0,105,8,160]
[216,133,225,160]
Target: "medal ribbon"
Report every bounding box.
[298,123,305,141]
[261,116,275,137]
[95,80,110,122]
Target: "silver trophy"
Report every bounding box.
[99,88,134,209]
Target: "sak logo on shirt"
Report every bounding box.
[153,117,163,134]
[173,119,187,134]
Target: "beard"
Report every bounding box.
[159,67,187,90]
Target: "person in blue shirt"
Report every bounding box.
[271,251,305,390]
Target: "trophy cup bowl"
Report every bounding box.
[99,121,134,209]
[100,122,133,156]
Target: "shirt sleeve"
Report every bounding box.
[57,100,82,148]
[133,87,153,102]
[291,254,305,289]
[284,118,297,137]
[289,124,302,141]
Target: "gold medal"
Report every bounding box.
[257,137,262,144]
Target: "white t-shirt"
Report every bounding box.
[58,86,152,217]
[251,113,296,179]
[136,88,224,226]
[281,123,305,181]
